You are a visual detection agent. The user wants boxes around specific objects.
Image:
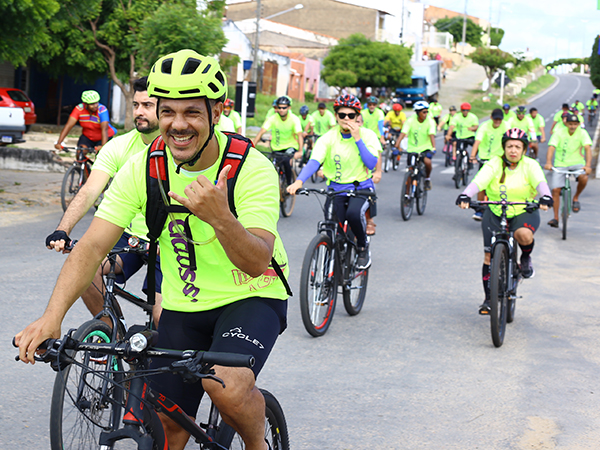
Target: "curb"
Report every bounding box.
[0,147,67,172]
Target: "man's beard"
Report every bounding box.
[135,118,159,134]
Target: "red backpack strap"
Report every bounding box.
[219,132,253,218]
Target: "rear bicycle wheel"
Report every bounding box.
[279,170,296,217]
[416,173,427,215]
[50,320,125,450]
[299,234,338,337]
[400,171,414,221]
[342,244,369,315]
[561,187,569,240]
[489,244,509,348]
[61,165,87,212]
[216,389,289,450]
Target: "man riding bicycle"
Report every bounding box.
[55,90,116,151]
[17,49,290,450]
[384,102,406,161]
[310,102,336,137]
[287,94,380,270]
[222,98,242,133]
[528,107,546,146]
[508,106,537,158]
[446,102,478,162]
[361,96,386,146]
[544,113,592,226]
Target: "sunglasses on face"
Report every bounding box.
[337,112,357,119]
[276,106,288,110]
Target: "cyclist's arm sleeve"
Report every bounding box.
[378,120,384,136]
[356,139,378,170]
[297,159,321,183]
[98,106,110,123]
[462,182,480,198]
[536,181,551,198]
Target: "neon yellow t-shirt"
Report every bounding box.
[215,114,235,133]
[92,129,150,237]
[361,108,385,138]
[548,126,592,167]
[300,114,314,132]
[553,110,568,123]
[225,110,242,130]
[401,115,436,153]
[310,125,381,184]
[571,102,584,112]
[586,99,598,110]
[472,156,547,218]
[528,114,545,134]
[474,120,509,160]
[95,131,289,312]
[440,113,456,131]
[262,113,302,151]
[450,112,479,139]
[384,110,406,130]
[429,102,443,118]
[508,115,536,140]
[503,110,517,123]
[310,110,336,135]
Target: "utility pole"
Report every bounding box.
[252,0,261,83]
[461,0,467,62]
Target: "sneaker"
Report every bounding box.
[356,246,371,270]
[520,255,535,279]
[424,179,432,190]
[479,300,491,315]
[547,218,559,228]
[472,211,483,221]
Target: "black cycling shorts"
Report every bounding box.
[149,297,287,417]
[110,232,162,294]
[77,134,113,148]
[481,208,540,253]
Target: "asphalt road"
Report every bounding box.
[1,73,600,450]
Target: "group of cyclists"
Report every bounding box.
[13,46,598,449]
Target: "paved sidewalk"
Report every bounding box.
[437,60,487,110]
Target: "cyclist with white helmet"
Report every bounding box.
[397,100,436,190]
[17,49,290,450]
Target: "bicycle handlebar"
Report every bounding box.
[551,167,586,175]
[297,187,377,198]
[469,199,540,211]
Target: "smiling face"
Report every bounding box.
[158,97,222,165]
[85,102,99,113]
[504,140,525,163]
[133,91,158,134]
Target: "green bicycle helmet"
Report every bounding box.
[147,49,227,101]
[81,90,100,104]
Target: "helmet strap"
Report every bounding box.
[176,97,214,174]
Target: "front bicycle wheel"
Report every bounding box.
[416,174,427,215]
[561,188,569,240]
[454,156,462,189]
[342,244,369,315]
[50,319,124,450]
[279,170,296,217]
[489,244,509,348]
[61,165,87,212]
[299,233,338,337]
[400,171,414,221]
[462,156,469,186]
[216,389,289,450]
[382,145,391,173]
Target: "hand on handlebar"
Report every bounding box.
[456,194,471,209]
[14,315,62,364]
[287,179,303,195]
[46,230,72,254]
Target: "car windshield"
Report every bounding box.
[411,79,425,88]
[7,90,29,103]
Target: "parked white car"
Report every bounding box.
[0,106,26,145]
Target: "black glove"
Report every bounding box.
[46,230,71,248]
[456,194,471,206]
[539,195,554,208]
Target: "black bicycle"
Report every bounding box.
[382,130,401,172]
[588,106,596,126]
[19,325,288,450]
[470,197,539,348]
[60,146,97,211]
[453,139,472,189]
[266,150,297,217]
[296,188,374,337]
[400,152,427,221]
[551,167,585,240]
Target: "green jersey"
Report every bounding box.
[226,110,242,130]
[450,112,479,139]
[262,113,302,151]
[361,108,385,138]
[571,102,584,112]
[92,129,150,237]
[553,110,568,123]
[548,126,592,167]
[429,102,443,118]
[401,115,436,153]
[474,120,509,160]
[310,110,336,135]
[300,114,314,133]
[440,113,456,131]
[472,156,547,218]
[508,115,536,140]
[586,99,598,110]
[214,114,235,133]
[311,125,381,184]
[96,131,289,312]
[528,114,546,134]
[503,110,517,123]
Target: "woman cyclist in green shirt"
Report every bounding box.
[456,128,553,314]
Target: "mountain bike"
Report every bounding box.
[60,146,97,211]
[442,137,454,167]
[400,152,427,221]
[17,326,289,450]
[453,139,472,189]
[266,150,296,217]
[552,167,586,240]
[588,107,596,126]
[296,187,375,337]
[470,197,539,348]
[382,130,401,172]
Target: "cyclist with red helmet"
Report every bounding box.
[288,94,381,269]
[446,102,479,161]
[222,98,241,133]
[456,128,553,314]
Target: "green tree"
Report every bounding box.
[470,47,514,92]
[434,17,483,48]
[490,27,504,47]
[0,0,60,67]
[322,34,412,97]
[36,0,227,129]
[590,37,600,89]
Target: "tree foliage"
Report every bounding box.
[590,37,600,89]
[470,47,514,92]
[322,34,412,95]
[489,27,504,47]
[434,17,483,48]
[0,0,60,67]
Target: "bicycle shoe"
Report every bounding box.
[520,255,535,279]
[547,218,559,228]
[479,300,491,315]
[472,211,483,221]
[356,246,371,270]
[424,179,432,190]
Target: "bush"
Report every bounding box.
[305,92,315,103]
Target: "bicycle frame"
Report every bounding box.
[404,153,426,194]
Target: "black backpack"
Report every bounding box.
[144,132,292,306]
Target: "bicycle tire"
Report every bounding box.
[454,156,462,189]
[444,144,452,167]
[489,244,509,348]
[50,319,125,450]
[383,145,391,173]
[299,233,338,337]
[462,156,469,186]
[506,257,518,324]
[416,173,427,215]
[61,165,86,212]
[342,244,369,315]
[401,170,414,221]
[392,151,400,171]
[216,389,289,450]
[280,170,296,217]
[561,187,569,240]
